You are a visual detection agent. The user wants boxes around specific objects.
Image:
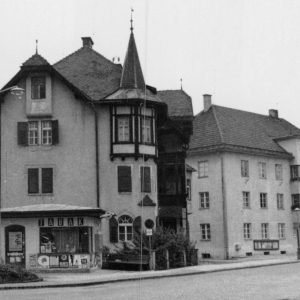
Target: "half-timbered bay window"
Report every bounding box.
[28,167,53,194]
[117,116,131,142]
[118,215,133,241]
[291,165,300,180]
[31,76,46,99]
[18,120,58,146]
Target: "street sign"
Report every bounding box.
[146,229,153,236]
[145,219,154,229]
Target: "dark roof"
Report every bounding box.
[120,32,145,89]
[22,53,50,67]
[53,46,122,101]
[189,105,300,158]
[157,90,193,118]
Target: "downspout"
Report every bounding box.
[91,103,100,208]
[220,153,229,259]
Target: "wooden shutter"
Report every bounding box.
[52,120,59,145]
[42,168,53,193]
[141,166,151,193]
[28,168,39,194]
[109,217,118,243]
[17,122,28,146]
[118,166,132,192]
[133,216,141,234]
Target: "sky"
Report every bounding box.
[1,0,300,127]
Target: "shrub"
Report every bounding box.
[0,264,39,283]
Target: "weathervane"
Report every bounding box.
[130,8,134,32]
[36,40,38,54]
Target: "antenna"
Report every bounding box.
[181,78,183,90]
[36,40,38,54]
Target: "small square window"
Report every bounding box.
[198,161,208,178]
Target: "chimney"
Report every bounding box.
[203,94,212,112]
[81,37,94,48]
[269,109,278,118]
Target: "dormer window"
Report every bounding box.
[31,76,46,99]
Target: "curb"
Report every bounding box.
[0,260,299,290]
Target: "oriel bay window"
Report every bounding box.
[117,116,131,142]
[40,227,92,253]
[18,120,58,146]
[141,116,152,144]
[291,165,300,180]
[28,167,53,194]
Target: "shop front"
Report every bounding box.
[1,204,106,271]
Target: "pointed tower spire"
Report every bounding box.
[120,11,145,89]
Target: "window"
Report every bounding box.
[244,223,251,239]
[198,161,208,178]
[141,116,152,143]
[260,193,267,208]
[199,192,209,209]
[18,120,58,146]
[31,76,46,99]
[275,164,283,181]
[186,179,191,200]
[200,224,211,240]
[117,116,130,142]
[243,192,250,208]
[141,166,151,193]
[241,160,249,177]
[28,167,53,194]
[261,223,269,239]
[40,227,92,254]
[278,223,285,239]
[118,166,132,193]
[259,162,266,179]
[291,165,300,180]
[118,215,133,241]
[277,194,284,209]
[292,194,300,207]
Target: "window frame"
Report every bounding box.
[243,191,250,208]
[199,192,210,209]
[275,164,283,181]
[243,223,251,239]
[278,223,285,239]
[28,167,53,195]
[31,76,46,100]
[260,193,268,209]
[259,162,267,179]
[198,161,208,178]
[118,215,133,242]
[116,115,131,143]
[140,166,151,193]
[117,165,132,193]
[241,160,249,177]
[140,116,153,144]
[261,223,269,239]
[200,224,211,241]
[291,165,300,181]
[277,193,284,209]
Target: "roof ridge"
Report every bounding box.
[212,106,224,143]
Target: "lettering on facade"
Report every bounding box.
[78,218,84,226]
[57,218,64,226]
[38,219,44,227]
[48,218,54,226]
[68,218,74,226]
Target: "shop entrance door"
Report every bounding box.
[5,225,26,267]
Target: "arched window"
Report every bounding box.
[118,215,133,241]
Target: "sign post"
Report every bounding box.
[145,219,154,270]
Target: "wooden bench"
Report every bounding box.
[107,253,150,270]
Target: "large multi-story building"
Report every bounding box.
[188,95,300,259]
[0,25,193,270]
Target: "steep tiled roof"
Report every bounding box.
[120,32,145,89]
[53,46,122,100]
[22,53,50,66]
[157,90,193,118]
[189,105,300,156]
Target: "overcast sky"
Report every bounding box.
[1,0,300,127]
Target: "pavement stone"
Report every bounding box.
[0,255,299,290]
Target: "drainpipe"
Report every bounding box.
[91,103,100,208]
[220,153,229,259]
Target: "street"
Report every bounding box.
[1,263,300,300]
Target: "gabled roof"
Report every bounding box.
[53,46,122,101]
[22,53,50,67]
[189,105,300,158]
[157,90,194,119]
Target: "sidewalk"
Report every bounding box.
[1,255,299,290]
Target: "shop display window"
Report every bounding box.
[40,227,92,254]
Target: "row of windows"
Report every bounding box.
[199,192,285,209]
[200,223,286,240]
[198,161,284,180]
[27,166,152,195]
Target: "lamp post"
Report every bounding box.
[0,86,25,264]
[294,207,300,260]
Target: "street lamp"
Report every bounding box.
[0,86,25,264]
[294,207,300,260]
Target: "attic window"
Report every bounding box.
[31,76,46,99]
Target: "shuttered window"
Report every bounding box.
[118,166,132,193]
[109,217,118,243]
[28,167,53,194]
[42,168,53,194]
[28,168,39,194]
[141,166,151,193]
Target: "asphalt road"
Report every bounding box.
[2,263,300,300]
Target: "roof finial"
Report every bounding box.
[130,8,134,32]
[181,78,183,90]
[36,39,38,54]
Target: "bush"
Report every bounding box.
[0,264,39,284]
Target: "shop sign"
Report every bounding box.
[80,254,88,268]
[38,217,84,227]
[59,254,69,268]
[48,218,54,226]
[38,219,44,226]
[58,218,64,226]
[49,256,59,268]
[38,255,50,268]
[8,232,22,251]
[68,218,74,226]
[29,254,37,268]
[78,218,84,226]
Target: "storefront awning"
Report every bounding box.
[1,204,106,219]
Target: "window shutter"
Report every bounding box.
[141,167,151,193]
[133,216,141,234]
[52,120,59,145]
[109,217,118,243]
[118,166,132,192]
[28,168,39,194]
[17,122,28,146]
[42,168,53,194]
